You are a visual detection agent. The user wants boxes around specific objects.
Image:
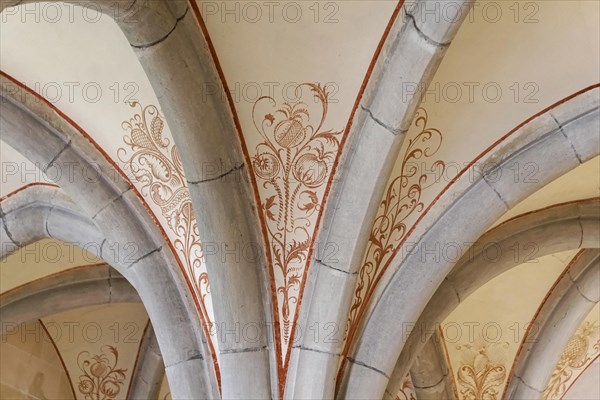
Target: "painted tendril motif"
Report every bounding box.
[77,345,127,400]
[252,83,342,346]
[344,108,445,350]
[456,340,509,400]
[117,102,211,329]
[544,321,600,399]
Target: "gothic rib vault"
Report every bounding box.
[0,1,599,399]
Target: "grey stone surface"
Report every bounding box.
[114,0,176,47]
[0,258,163,400]
[0,94,69,167]
[46,206,105,258]
[127,248,202,362]
[321,108,404,274]
[293,1,473,396]
[51,145,131,219]
[0,185,100,258]
[409,332,452,400]
[165,356,214,400]
[285,347,339,400]
[93,188,164,268]
[129,325,165,400]
[346,91,600,400]
[388,198,599,397]
[2,204,50,246]
[338,359,389,400]
[299,261,357,352]
[0,217,17,257]
[0,82,219,399]
[559,106,600,163]
[0,264,137,332]
[365,14,447,134]
[219,350,272,400]
[350,179,506,377]
[127,5,273,395]
[131,11,243,183]
[187,167,269,355]
[166,0,188,20]
[405,0,474,45]
[506,250,599,399]
[484,126,580,208]
[2,1,595,399]
[550,87,600,162]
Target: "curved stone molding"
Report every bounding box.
[338,86,600,400]
[0,81,218,399]
[0,262,164,400]
[121,7,273,395]
[0,184,103,260]
[0,1,182,48]
[1,0,272,396]
[0,263,138,329]
[505,250,600,399]
[388,197,600,397]
[122,5,273,396]
[129,324,165,400]
[286,2,474,398]
[407,329,453,400]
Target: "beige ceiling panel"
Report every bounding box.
[442,250,578,400]
[0,239,101,294]
[0,320,74,400]
[0,4,216,353]
[494,156,600,227]
[41,303,149,400]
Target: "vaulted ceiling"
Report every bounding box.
[1,1,599,399]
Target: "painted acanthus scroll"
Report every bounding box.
[543,321,600,399]
[77,345,127,400]
[251,83,342,358]
[342,108,445,356]
[455,340,508,400]
[117,102,212,331]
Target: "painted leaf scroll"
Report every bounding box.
[251,83,342,365]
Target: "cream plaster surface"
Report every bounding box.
[0,4,217,351]
[157,373,171,400]
[197,0,399,361]
[443,250,578,400]
[494,156,600,227]
[349,2,600,357]
[0,239,101,294]
[0,320,74,400]
[546,302,600,400]
[0,141,50,197]
[41,303,149,400]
